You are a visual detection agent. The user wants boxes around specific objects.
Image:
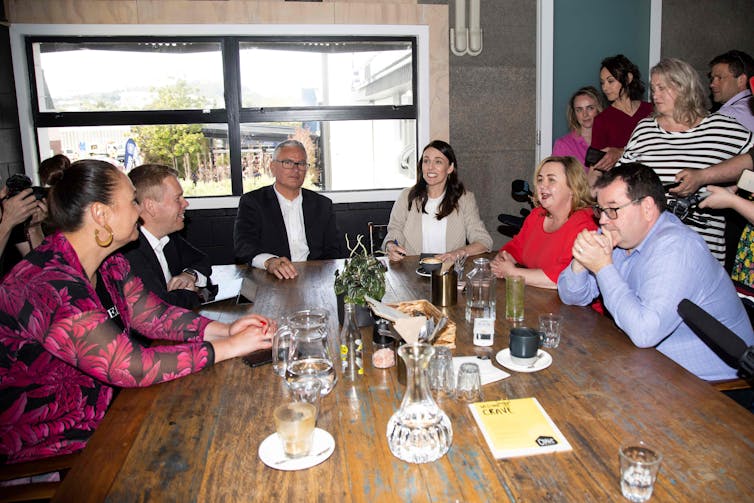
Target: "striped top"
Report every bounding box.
[619,113,754,262]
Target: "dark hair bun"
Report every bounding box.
[40,154,71,187]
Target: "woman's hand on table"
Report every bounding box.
[206,314,275,362]
[435,249,464,263]
[490,250,517,278]
[386,241,407,262]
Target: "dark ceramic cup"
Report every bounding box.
[509,327,540,365]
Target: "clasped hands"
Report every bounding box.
[571,229,615,274]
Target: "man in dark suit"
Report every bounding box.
[234,140,342,279]
[122,164,212,309]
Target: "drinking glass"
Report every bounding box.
[273,401,318,459]
[456,362,483,402]
[538,313,562,348]
[428,346,455,399]
[619,442,662,502]
[288,376,322,415]
[505,275,525,322]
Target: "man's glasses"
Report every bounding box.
[275,159,308,171]
[592,198,642,220]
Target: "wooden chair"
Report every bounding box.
[0,453,79,503]
[368,221,388,255]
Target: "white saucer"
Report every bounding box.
[495,348,552,373]
[259,428,334,471]
[416,267,431,278]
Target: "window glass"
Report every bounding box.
[239,120,416,192]
[33,41,224,112]
[38,124,231,196]
[239,40,413,108]
[27,35,418,198]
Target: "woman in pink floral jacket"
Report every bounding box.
[0,160,273,463]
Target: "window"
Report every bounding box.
[20,30,422,202]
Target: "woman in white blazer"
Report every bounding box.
[383,140,492,262]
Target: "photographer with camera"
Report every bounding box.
[0,176,47,276]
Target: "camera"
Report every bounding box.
[5,174,46,201]
[664,182,709,227]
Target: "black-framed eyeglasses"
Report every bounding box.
[275,159,308,171]
[592,198,642,220]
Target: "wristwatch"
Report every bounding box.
[182,268,199,282]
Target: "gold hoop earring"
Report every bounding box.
[95,224,114,247]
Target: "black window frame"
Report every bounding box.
[25,35,419,197]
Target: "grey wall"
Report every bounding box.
[661,0,754,75]
[450,0,537,251]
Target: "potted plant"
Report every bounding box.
[334,234,387,327]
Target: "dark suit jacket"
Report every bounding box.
[121,230,212,309]
[233,185,342,264]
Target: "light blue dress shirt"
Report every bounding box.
[558,212,754,381]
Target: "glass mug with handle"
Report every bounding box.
[274,309,338,395]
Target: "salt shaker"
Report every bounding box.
[372,318,396,369]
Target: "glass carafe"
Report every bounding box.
[465,257,497,322]
[281,309,338,395]
[386,343,452,463]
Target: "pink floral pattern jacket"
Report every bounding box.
[0,232,213,463]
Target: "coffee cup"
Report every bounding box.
[509,327,540,365]
[419,257,442,273]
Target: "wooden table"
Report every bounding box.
[54,257,754,502]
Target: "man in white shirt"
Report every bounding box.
[234,140,342,279]
[122,164,212,309]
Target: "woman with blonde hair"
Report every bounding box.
[552,86,604,167]
[491,156,597,288]
[618,57,754,264]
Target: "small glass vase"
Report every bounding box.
[386,343,453,463]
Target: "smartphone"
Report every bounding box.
[242,349,273,368]
[737,170,754,193]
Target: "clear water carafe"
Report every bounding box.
[465,257,496,322]
[386,343,453,463]
[281,309,338,395]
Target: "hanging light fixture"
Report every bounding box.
[450,0,483,56]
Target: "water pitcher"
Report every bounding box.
[279,309,338,395]
[465,257,496,322]
[386,343,452,463]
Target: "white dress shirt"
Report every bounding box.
[142,228,172,285]
[251,185,310,269]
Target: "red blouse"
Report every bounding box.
[591,101,653,150]
[501,207,598,282]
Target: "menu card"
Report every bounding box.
[468,397,572,459]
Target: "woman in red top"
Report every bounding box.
[491,156,597,288]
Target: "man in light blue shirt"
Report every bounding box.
[558,163,754,381]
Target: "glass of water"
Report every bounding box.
[619,442,662,502]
